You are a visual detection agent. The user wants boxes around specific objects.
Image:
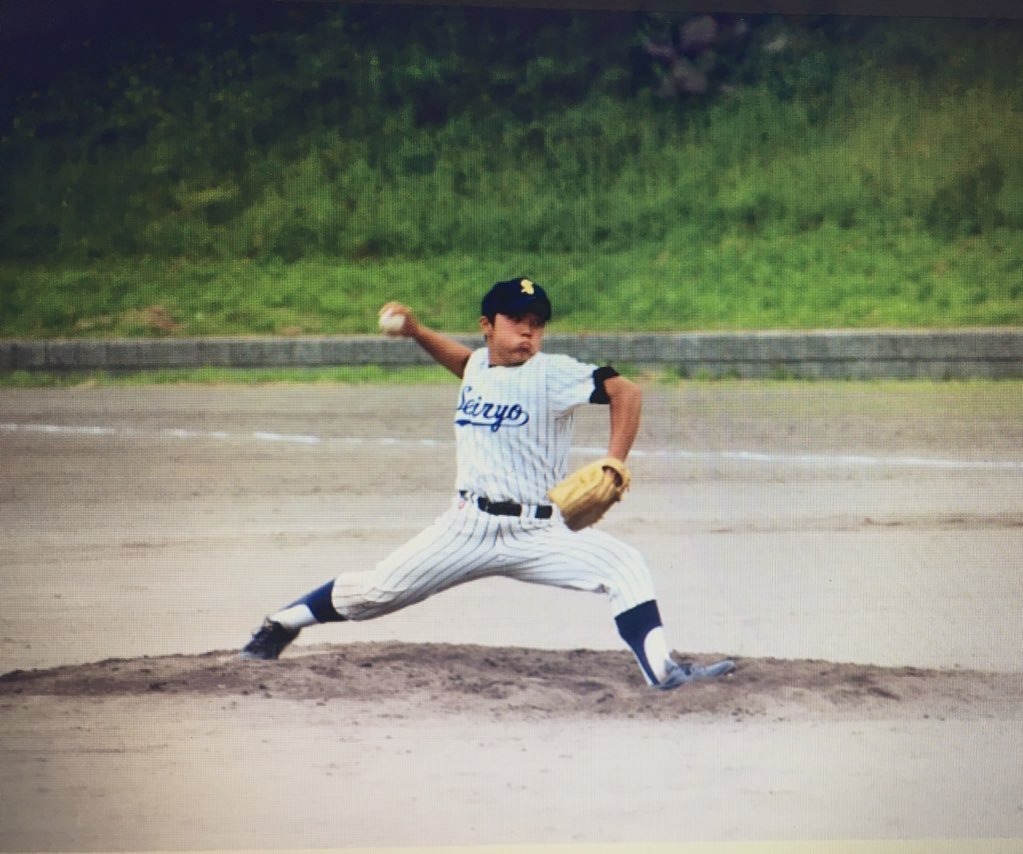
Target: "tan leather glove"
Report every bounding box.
[547,457,631,531]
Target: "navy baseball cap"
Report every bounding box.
[481,277,552,322]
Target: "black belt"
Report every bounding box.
[460,491,553,519]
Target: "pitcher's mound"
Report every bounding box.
[2,641,1019,722]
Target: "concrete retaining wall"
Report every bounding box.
[1,328,1021,379]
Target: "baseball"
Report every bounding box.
[378,310,405,334]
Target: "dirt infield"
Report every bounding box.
[1,382,1021,850]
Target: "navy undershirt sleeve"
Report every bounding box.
[590,366,620,404]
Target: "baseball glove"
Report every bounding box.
[547,457,631,531]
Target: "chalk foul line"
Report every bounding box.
[2,422,1021,471]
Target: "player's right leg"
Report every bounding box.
[240,499,492,659]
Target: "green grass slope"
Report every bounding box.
[1,7,1020,337]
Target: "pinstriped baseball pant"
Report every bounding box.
[331,496,659,622]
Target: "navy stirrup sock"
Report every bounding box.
[615,599,664,684]
[291,580,345,623]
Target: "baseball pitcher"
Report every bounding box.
[241,278,735,690]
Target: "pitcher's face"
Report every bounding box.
[480,312,546,367]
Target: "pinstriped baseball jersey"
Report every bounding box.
[454,347,602,505]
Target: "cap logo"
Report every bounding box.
[520,279,535,295]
